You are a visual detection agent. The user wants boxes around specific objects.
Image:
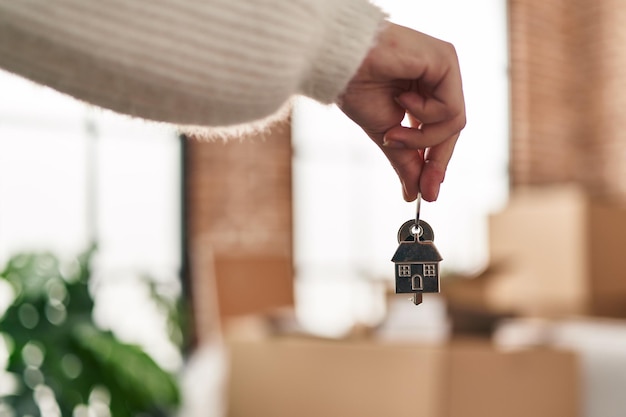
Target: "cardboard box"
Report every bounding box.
[213,256,294,318]
[494,317,626,417]
[226,338,579,417]
[188,242,294,345]
[488,185,626,317]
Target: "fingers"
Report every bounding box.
[340,22,465,202]
[381,84,464,201]
[384,131,459,202]
[383,121,459,149]
[383,148,424,202]
[397,91,452,126]
[383,91,465,150]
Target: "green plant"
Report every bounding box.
[0,248,180,417]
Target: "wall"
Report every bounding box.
[184,118,294,342]
[509,0,626,201]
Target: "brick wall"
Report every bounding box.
[593,0,626,199]
[184,116,294,342]
[509,0,626,201]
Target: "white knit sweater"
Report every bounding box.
[0,0,385,126]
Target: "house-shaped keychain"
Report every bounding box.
[392,219,442,305]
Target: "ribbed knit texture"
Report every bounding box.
[0,0,385,126]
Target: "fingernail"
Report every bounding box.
[383,138,407,149]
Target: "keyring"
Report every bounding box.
[415,190,421,227]
[413,191,422,238]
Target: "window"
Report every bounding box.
[0,70,183,371]
[398,264,411,277]
[424,264,436,277]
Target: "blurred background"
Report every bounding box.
[3,0,626,416]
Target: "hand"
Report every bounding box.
[338,22,466,202]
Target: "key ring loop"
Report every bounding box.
[415,191,421,227]
[411,191,422,239]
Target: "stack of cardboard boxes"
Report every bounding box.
[447,185,626,318]
[444,184,626,416]
[492,186,626,317]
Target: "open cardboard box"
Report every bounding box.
[226,337,579,417]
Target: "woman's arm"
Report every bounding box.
[0,0,385,125]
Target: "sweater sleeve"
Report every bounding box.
[0,0,385,126]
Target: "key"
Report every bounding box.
[391,193,442,306]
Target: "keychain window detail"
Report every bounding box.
[398,264,411,277]
[423,264,436,277]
